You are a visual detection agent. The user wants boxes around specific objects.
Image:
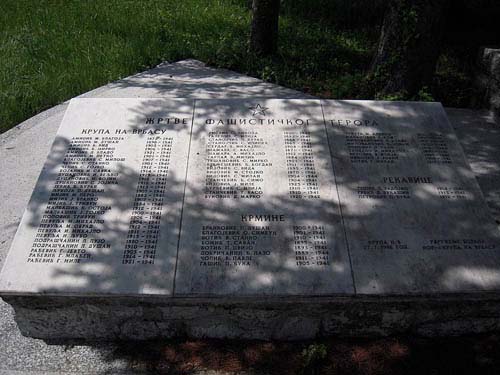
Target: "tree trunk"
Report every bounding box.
[250,0,280,56]
[371,0,450,98]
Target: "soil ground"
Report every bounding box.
[88,334,500,374]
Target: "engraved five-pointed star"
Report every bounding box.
[249,104,268,116]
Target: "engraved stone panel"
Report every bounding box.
[0,98,194,295]
[322,100,500,294]
[174,99,354,295]
[1,98,499,301]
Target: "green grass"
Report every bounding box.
[0,0,377,133]
[0,0,471,133]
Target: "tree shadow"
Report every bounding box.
[446,108,500,224]
[3,97,500,300]
[321,100,500,294]
[104,60,317,100]
[2,97,500,373]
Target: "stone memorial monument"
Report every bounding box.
[1,98,499,340]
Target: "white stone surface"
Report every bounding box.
[322,100,500,294]
[175,99,353,295]
[2,96,498,298]
[0,98,194,295]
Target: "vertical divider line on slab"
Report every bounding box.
[172,99,197,296]
[320,100,357,295]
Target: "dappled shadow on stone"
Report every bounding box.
[4,97,500,345]
[22,98,353,297]
[447,108,500,224]
[321,100,500,294]
[102,59,316,101]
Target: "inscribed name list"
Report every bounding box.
[0,98,193,295]
[175,99,354,295]
[323,100,500,294]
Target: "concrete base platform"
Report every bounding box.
[1,60,500,353]
[4,294,500,341]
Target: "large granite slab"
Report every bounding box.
[174,99,353,295]
[1,98,500,298]
[322,100,500,294]
[0,98,194,295]
[1,97,500,341]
